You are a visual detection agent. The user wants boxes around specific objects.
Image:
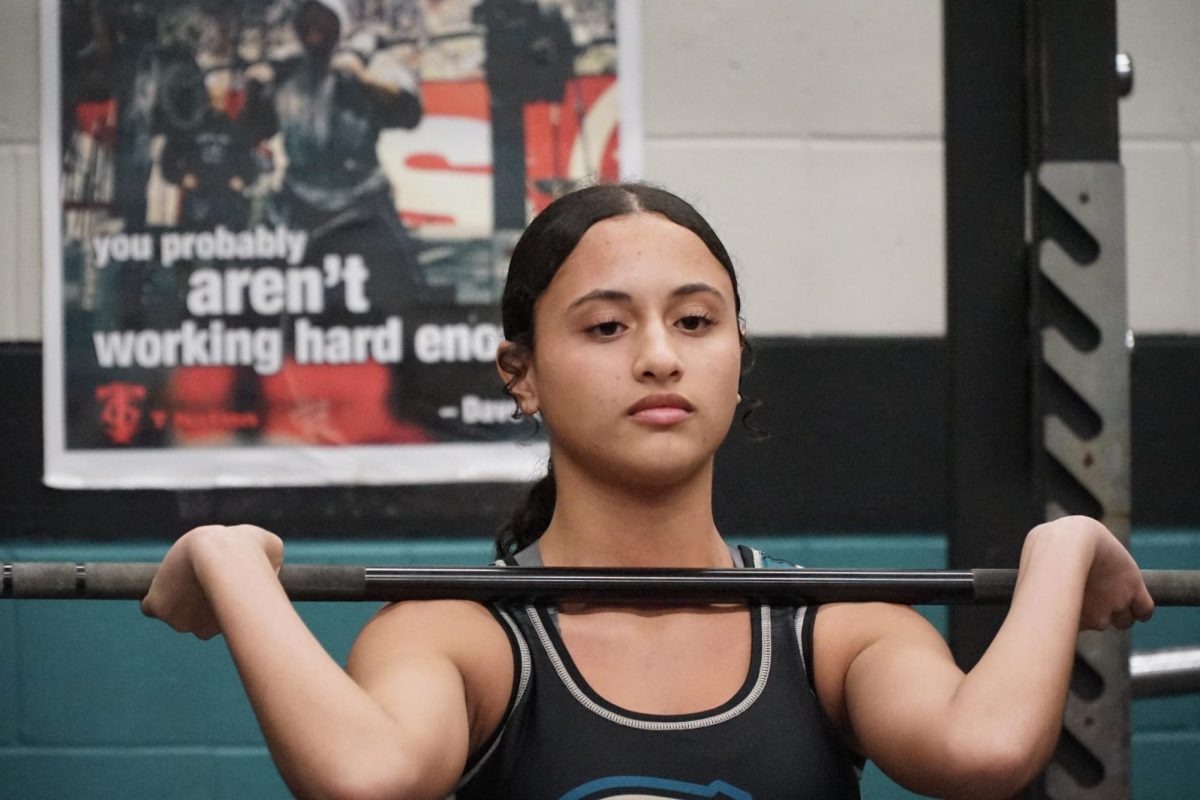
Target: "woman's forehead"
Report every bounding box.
[545,213,733,301]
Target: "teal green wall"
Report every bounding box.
[1,531,1197,799]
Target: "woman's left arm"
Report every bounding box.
[815,515,1153,800]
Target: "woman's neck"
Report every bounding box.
[535,457,731,569]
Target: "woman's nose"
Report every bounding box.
[632,324,684,381]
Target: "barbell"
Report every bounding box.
[3,562,1199,606]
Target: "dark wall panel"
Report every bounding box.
[715,338,946,534]
[1,336,1196,542]
[1131,335,1200,524]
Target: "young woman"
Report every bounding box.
[144,183,1154,800]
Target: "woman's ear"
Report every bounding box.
[496,340,539,417]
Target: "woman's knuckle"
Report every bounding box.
[187,524,225,540]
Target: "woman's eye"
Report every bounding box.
[588,320,624,337]
[677,314,715,332]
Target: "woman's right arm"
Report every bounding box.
[142,525,507,800]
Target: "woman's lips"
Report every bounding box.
[631,407,692,425]
[627,394,694,426]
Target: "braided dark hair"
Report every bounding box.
[494,182,750,558]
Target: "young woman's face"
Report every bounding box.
[513,212,743,488]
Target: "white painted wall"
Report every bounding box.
[639,0,944,336]
[0,0,42,342]
[0,1,1197,341]
[1119,0,1200,333]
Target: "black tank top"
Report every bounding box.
[452,546,864,800]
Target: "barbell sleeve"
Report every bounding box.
[973,568,1200,607]
[2,562,1198,606]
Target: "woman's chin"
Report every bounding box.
[596,452,713,493]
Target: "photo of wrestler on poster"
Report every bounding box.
[41,0,639,487]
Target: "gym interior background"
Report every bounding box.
[1,1,1198,797]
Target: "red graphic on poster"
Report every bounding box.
[95,382,147,444]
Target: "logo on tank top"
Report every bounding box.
[559,776,751,800]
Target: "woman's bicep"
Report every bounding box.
[816,604,970,795]
[346,601,513,796]
[348,645,472,795]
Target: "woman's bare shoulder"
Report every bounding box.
[813,602,949,685]
[810,602,955,750]
[815,602,943,648]
[352,598,514,669]
[349,599,518,752]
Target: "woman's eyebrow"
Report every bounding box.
[671,282,724,302]
[567,283,727,310]
[567,289,631,310]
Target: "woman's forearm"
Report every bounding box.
[832,517,1147,799]
[190,535,421,798]
[939,523,1099,792]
